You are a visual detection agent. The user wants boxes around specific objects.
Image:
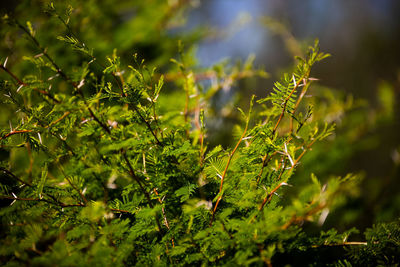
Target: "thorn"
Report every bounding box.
[77,79,85,89]
[16,84,24,92]
[284,143,295,167]
[292,74,297,87]
[37,132,42,144]
[281,182,293,187]
[34,53,44,58]
[12,192,17,198]
[262,185,267,191]
[318,208,329,226]
[80,118,93,124]
[321,184,327,192]
[9,121,13,132]
[273,192,281,198]
[3,57,8,68]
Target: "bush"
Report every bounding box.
[1,2,399,266]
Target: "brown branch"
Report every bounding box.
[256,151,278,184]
[257,244,273,267]
[153,188,171,230]
[122,151,163,232]
[0,195,65,207]
[1,63,60,103]
[131,105,162,146]
[210,117,250,226]
[45,111,70,128]
[110,208,132,213]
[289,79,311,133]
[123,152,151,205]
[1,168,131,215]
[0,195,139,215]
[154,188,175,247]
[0,64,25,85]
[65,176,88,205]
[256,74,310,189]
[313,242,368,247]
[16,21,112,134]
[258,138,318,211]
[281,203,325,230]
[57,164,88,205]
[87,107,111,134]
[16,21,67,81]
[272,72,308,135]
[0,130,33,141]
[0,168,71,207]
[47,6,125,96]
[0,167,32,187]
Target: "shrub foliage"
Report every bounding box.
[0,2,399,266]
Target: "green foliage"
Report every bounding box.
[347,219,400,266]
[0,1,398,266]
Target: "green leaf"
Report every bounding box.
[36,163,48,199]
[175,183,197,202]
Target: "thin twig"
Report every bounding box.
[0,64,25,85]
[289,79,311,133]
[0,167,32,187]
[57,163,88,205]
[0,195,137,214]
[281,203,325,230]
[1,63,60,103]
[154,188,175,247]
[131,105,162,146]
[210,96,254,226]
[0,130,33,141]
[122,151,163,232]
[209,128,246,225]
[256,151,278,184]
[16,21,110,134]
[16,21,67,81]
[272,72,309,135]
[258,138,318,211]
[45,111,70,128]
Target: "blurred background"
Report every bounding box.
[186,0,400,234]
[190,0,400,98]
[1,0,399,236]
